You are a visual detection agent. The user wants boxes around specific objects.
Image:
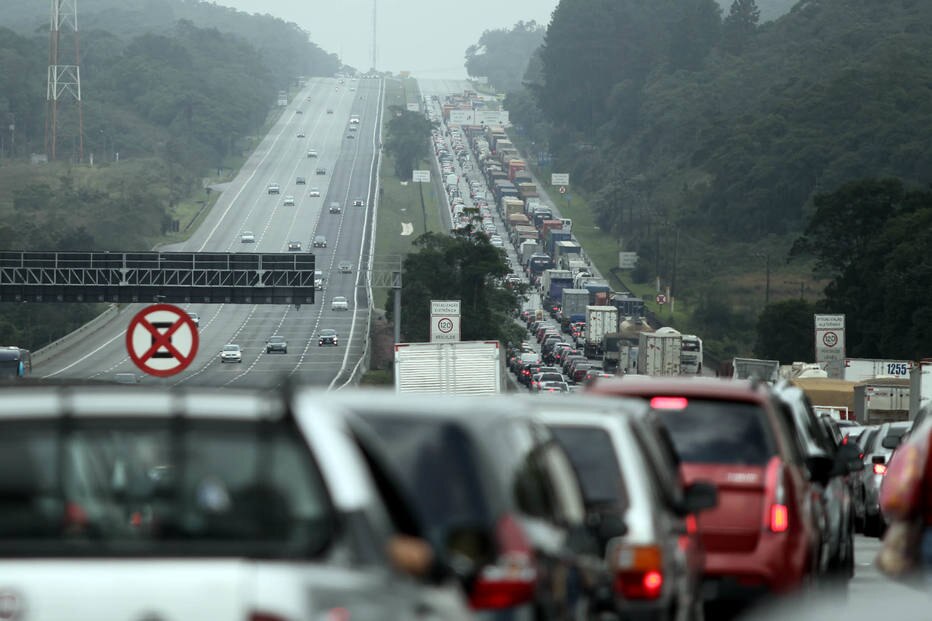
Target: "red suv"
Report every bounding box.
[589,377,820,611]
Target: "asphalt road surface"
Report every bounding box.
[38,77,383,388]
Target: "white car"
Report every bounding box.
[283,195,295,206]
[240,231,255,243]
[309,187,321,197]
[307,149,318,158]
[297,130,306,138]
[330,296,349,311]
[219,343,242,363]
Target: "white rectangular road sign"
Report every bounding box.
[619,252,639,269]
[551,173,570,186]
[449,110,475,125]
[815,314,846,379]
[406,102,420,112]
[412,170,431,183]
[431,300,461,343]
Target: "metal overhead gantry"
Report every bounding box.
[0,251,316,305]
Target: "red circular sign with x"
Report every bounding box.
[125,304,199,377]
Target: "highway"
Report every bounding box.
[37,77,383,388]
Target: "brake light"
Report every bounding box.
[468,514,536,610]
[612,544,664,600]
[874,463,887,475]
[842,435,849,445]
[650,396,689,410]
[765,458,790,534]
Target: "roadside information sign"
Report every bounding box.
[430,300,461,343]
[126,304,199,377]
[551,173,570,186]
[815,314,846,379]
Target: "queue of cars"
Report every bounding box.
[3,375,871,621]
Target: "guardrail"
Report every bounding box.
[32,303,122,366]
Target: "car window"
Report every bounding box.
[656,399,776,466]
[487,421,553,519]
[549,425,628,512]
[630,418,686,511]
[0,419,334,557]
[356,415,490,534]
[771,402,806,466]
[537,441,586,526]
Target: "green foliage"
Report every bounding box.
[465,21,546,92]
[795,178,932,359]
[386,230,523,344]
[722,0,761,54]
[754,299,818,362]
[384,108,435,180]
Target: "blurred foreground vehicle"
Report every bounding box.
[589,377,822,616]
[317,392,607,621]
[526,395,718,621]
[862,421,911,536]
[0,385,474,621]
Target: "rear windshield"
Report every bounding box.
[359,415,489,533]
[656,400,776,466]
[0,419,333,558]
[550,426,628,512]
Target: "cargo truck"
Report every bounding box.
[854,378,910,425]
[554,241,582,261]
[680,335,703,374]
[541,270,573,301]
[909,360,932,418]
[519,240,541,265]
[637,329,682,376]
[843,358,913,382]
[584,281,611,304]
[394,341,505,395]
[584,306,619,358]
[731,358,780,383]
[561,289,590,324]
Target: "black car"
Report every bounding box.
[318,329,338,346]
[324,394,607,621]
[316,167,327,175]
[265,335,287,354]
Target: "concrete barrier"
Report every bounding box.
[32,304,123,366]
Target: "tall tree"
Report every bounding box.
[722,0,760,54]
[754,300,819,363]
[384,107,435,179]
[465,21,546,92]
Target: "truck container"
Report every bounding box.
[540,220,565,240]
[503,197,525,218]
[564,258,590,275]
[909,360,932,419]
[680,334,703,374]
[524,198,541,214]
[519,240,541,264]
[532,209,555,228]
[854,378,910,425]
[549,277,575,306]
[517,183,538,199]
[507,213,531,227]
[508,160,527,181]
[584,281,611,304]
[394,341,505,395]
[793,378,857,421]
[843,358,913,382]
[561,289,590,323]
[541,269,573,299]
[593,291,610,306]
[554,241,582,261]
[610,295,645,318]
[637,329,682,376]
[732,358,780,382]
[512,225,539,243]
[584,306,619,359]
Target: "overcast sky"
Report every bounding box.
[213,0,559,78]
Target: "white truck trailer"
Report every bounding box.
[394,341,505,395]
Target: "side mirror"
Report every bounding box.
[586,510,628,546]
[872,454,886,465]
[806,454,835,486]
[881,437,902,450]
[683,481,718,514]
[834,443,864,475]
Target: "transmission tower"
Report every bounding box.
[45,0,85,162]
[371,0,377,72]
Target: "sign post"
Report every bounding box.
[815,314,846,379]
[412,170,431,183]
[430,300,461,343]
[126,304,199,377]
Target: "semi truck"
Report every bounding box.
[843,358,913,382]
[854,378,910,425]
[910,360,932,418]
[680,335,703,374]
[584,306,618,358]
[637,329,682,376]
[394,341,505,395]
[561,289,590,324]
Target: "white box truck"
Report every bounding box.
[843,358,912,382]
[638,328,682,376]
[910,360,932,419]
[394,341,505,395]
[584,306,618,359]
[732,358,780,383]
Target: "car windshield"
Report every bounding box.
[223,345,239,352]
[656,399,775,466]
[0,419,334,557]
[269,337,284,343]
[320,330,336,337]
[550,425,628,511]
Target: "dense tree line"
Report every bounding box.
[465,21,546,92]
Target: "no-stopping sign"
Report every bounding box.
[126,304,199,377]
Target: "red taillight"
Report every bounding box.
[770,505,789,533]
[842,435,849,445]
[468,514,537,610]
[612,545,664,600]
[650,396,689,410]
[874,463,887,475]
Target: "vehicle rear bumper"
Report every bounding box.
[702,537,809,602]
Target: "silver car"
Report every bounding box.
[863,421,912,536]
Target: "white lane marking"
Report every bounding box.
[41,330,125,378]
[173,304,259,384]
[330,77,385,390]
